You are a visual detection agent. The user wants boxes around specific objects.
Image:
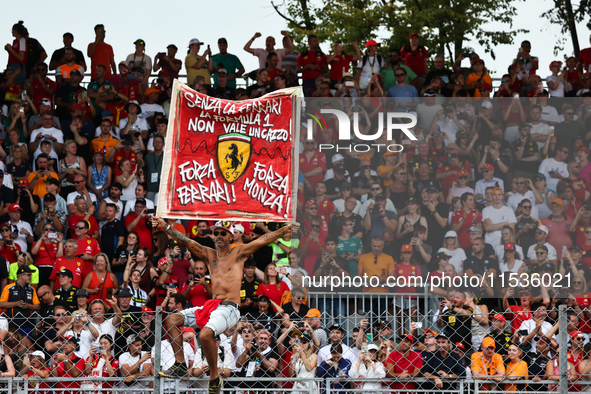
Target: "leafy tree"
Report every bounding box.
[541,0,591,57]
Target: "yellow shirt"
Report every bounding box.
[504,360,528,392]
[357,252,395,293]
[185,54,211,85]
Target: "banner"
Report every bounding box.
[157,80,301,221]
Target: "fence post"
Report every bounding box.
[559,304,568,394]
[154,306,163,394]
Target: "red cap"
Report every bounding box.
[157,257,168,269]
[141,306,153,315]
[492,313,506,324]
[409,33,419,38]
[577,147,590,154]
[549,60,563,70]
[518,289,532,296]
[305,200,318,209]
[571,330,584,339]
[400,244,413,253]
[158,69,170,75]
[480,83,492,90]
[457,169,469,177]
[76,88,86,96]
[16,179,28,188]
[474,58,485,65]
[504,242,516,251]
[483,163,494,171]
[8,204,22,212]
[403,333,415,343]
[455,342,465,350]
[365,39,380,48]
[69,104,86,112]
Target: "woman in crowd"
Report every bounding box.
[248,69,271,99]
[534,173,555,219]
[81,334,118,393]
[395,197,428,246]
[112,232,140,284]
[349,343,386,390]
[82,253,119,303]
[499,242,524,274]
[495,225,524,263]
[437,231,467,275]
[87,149,111,200]
[464,291,489,351]
[256,263,290,310]
[6,143,30,178]
[128,247,158,296]
[289,331,318,394]
[446,170,475,203]
[504,344,528,392]
[122,253,149,307]
[464,59,491,97]
[115,158,138,204]
[501,90,527,143]
[281,287,310,323]
[22,350,50,389]
[4,102,28,143]
[387,165,412,213]
[547,61,568,97]
[58,140,87,198]
[152,231,169,265]
[456,132,478,165]
[56,310,99,360]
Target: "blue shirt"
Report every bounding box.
[317,357,352,394]
[387,85,419,111]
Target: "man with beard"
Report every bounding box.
[50,32,86,71]
[55,47,86,85]
[384,334,422,392]
[422,333,465,390]
[112,287,142,357]
[297,34,328,95]
[119,335,152,392]
[97,183,124,225]
[436,289,474,350]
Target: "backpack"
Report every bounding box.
[360,54,383,71]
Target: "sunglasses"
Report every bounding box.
[242,330,252,334]
[586,231,591,234]
[294,297,305,300]
[501,231,510,235]
[311,225,321,229]
[371,188,381,191]
[213,231,228,237]
[535,252,547,255]
[55,313,67,317]
[535,231,544,235]
[521,206,531,209]
[74,180,85,184]
[575,281,584,285]
[458,176,468,180]
[582,77,591,80]
[308,206,318,210]
[565,112,575,115]
[44,228,55,232]
[515,181,524,185]
[0,229,10,232]
[395,73,405,77]
[38,292,49,298]
[74,226,85,230]
[305,142,315,145]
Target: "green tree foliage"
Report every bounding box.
[541,0,591,57]
[272,0,528,60]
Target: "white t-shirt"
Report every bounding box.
[436,116,461,143]
[357,55,383,89]
[437,247,467,274]
[118,351,152,391]
[507,191,539,220]
[540,105,559,123]
[530,122,550,151]
[9,220,33,252]
[65,329,94,360]
[67,191,98,207]
[252,48,288,69]
[415,103,443,131]
[518,319,555,353]
[318,343,357,365]
[333,199,361,214]
[139,103,165,121]
[538,158,569,192]
[474,177,504,203]
[482,205,517,247]
[546,75,565,97]
[30,127,64,159]
[125,53,153,76]
[90,318,117,347]
[527,242,557,261]
[146,136,166,152]
[495,243,525,264]
[123,198,155,216]
[119,117,149,132]
[498,258,525,274]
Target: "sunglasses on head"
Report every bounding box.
[213,231,228,237]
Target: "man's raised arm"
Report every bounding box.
[238,222,299,259]
[150,216,210,262]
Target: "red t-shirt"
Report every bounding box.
[88,42,114,79]
[329,54,354,81]
[27,368,51,393]
[576,295,591,333]
[55,354,85,393]
[256,282,290,311]
[435,161,471,199]
[506,305,531,334]
[395,263,421,294]
[1,82,23,103]
[579,48,591,73]
[300,233,326,274]
[400,46,428,75]
[75,236,101,257]
[171,259,191,287]
[186,220,211,239]
[8,37,27,65]
[49,257,88,290]
[452,209,482,249]
[67,214,99,237]
[124,213,152,249]
[85,353,120,388]
[316,198,336,233]
[32,240,60,267]
[296,50,327,82]
[0,244,21,264]
[299,151,327,195]
[112,150,139,177]
[181,278,212,308]
[31,77,58,108]
[385,350,423,390]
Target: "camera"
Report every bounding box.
[352,106,361,113]
[372,205,380,214]
[134,132,141,138]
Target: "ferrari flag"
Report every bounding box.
[157,80,301,221]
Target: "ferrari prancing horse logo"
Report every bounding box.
[216,133,251,183]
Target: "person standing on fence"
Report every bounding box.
[437,289,474,351]
[150,216,297,394]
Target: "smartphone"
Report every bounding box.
[96,346,102,353]
[518,329,529,337]
[145,209,155,214]
[366,333,373,342]
[513,93,519,99]
[48,232,57,239]
[322,253,329,259]
[106,288,113,299]
[345,81,354,87]
[416,322,423,328]
[75,254,84,258]
[81,91,88,99]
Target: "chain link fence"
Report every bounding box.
[0,300,586,393]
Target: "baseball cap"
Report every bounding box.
[519,122,533,129]
[70,69,82,76]
[467,226,482,234]
[305,308,321,318]
[424,89,437,97]
[334,163,346,174]
[491,187,504,195]
[58,268,73,279]
[455,342,466,350]
[481,101,493,109]
[491,314,506,324]
[444,230,457,238]
[549,60,562,69]
[480,83,492,90]
[403,333,415,344]
[43,193,56,202]
[365,39,380,47]
[481,336,496,349]
[504,242,516,251]
[218,68,228,76]
[134,39,145,46]
[118,287,133,297]
[141,306,154,315]
[535,173,546,180]
[16,179,29,188]
[38,98,51,106]
[570,245,584,253]
[435,332,448,340]
[167,44,178,50]
[17,266,33,275]
[188,38,204,47]
[577,147,590,154]
[537,225,549,234]
[8,204,23,212]
[539,262,555,272]
[47,178,60,186]
[101,109,114,118]
[111,182,123,191]
[332,153,345,163]
[400,244,413,253]
[126,334,142,346]
[374,193,386,201]
[409,33,419,38]
[234,224,245,233]
[135,198,147,206]
[367,344,379,351]
[571,330,585,339]
[551,198,564,206]
[118,60,129,69]
[328,324,344,333]
[75,288,89,298]
[457,169,469,177]
[341,181,352,189]
[436,252,450,260]
[144,87,160,96]
[305,200,318,209]
[31,351,45,360]
[359,154,371,161]
[210,220,235,234]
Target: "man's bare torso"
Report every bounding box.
[205,246,244,304]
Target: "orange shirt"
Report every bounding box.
[471,352,505,391]
[27,171,59,199]
[377,165,394,187]
[358,252,395,293]
[91,135,120,157]
[504,360,528,392]
[466,73,492,97]
[88,42,114,79]
[87,271,116,303]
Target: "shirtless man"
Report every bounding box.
[150,216,297,392]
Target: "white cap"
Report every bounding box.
[31,351,45,360]
[537,225,549,234]
[234,224,245,233]
[444,230,458,238]
[188,38,204,47]
[367,344,379,352]
[332,154,345,163]
[210,220,235,235]
[481,101,493,109]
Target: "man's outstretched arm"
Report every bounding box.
[238,222,299,259]
[151,216,210,262]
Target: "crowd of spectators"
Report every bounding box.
[4,19,591,392]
